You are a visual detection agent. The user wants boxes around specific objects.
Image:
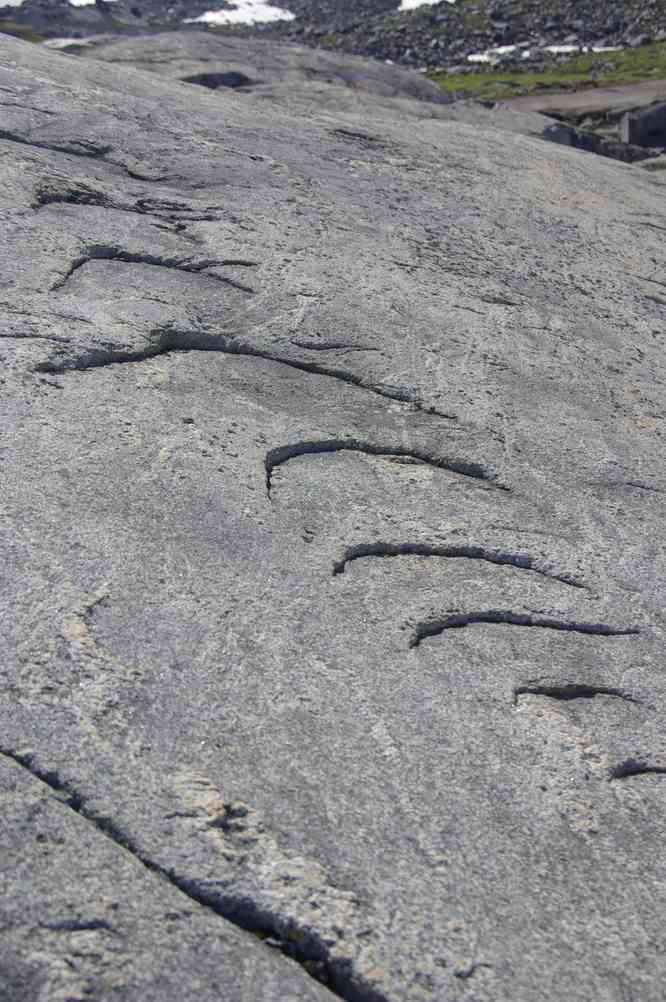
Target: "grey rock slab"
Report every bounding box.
[75,31,642,162]
[77,30,450,104]
[1,31,666,1002]
[0,753,336,1001]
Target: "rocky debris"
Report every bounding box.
[1,0,665,73]
[2,27,666,1002]
[265,0,666,70]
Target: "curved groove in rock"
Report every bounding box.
[624,481,665,494]
[609,759,666,780]
[289,339,379,353]
[0,101,56,116]
[332,542,587,589]
[33,327,475,436]
[50,247,257,294]
[0,128,112,159]
[331,128,386,148]
[0,748,388,1002]
[410,611,639,648]
[42,918,116,934]
[32,185,220,221]
[3,333,72,344]
[265,440,505,498]
[514,683,640,705]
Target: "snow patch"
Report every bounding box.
[42,36,96,46]
[468,41,624,63]
[545,44,580,54]
[184,0,295,25]
[399,0,454,9]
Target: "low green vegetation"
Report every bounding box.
[429,41,666,100]
[0,21,44,43]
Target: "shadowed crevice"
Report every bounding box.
[264,440,506,498]
[609,759,666,780]
[0,130,170,183]
[410,611,639,648]
[33,183,224,224]
[332,541,587,589]
[50,247,257,294]
[0,128,112,159]
[181,71,256,90]
[513,683,640,705]
[289,339,380,354]
[32,326,477,432]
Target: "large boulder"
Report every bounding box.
[1,31,666,1002]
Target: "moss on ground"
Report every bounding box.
[429,41,666,100]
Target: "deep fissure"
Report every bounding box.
[513,683,640,705]
[50,248,257,294]
[33,186,223,224]
[410,611,640,648]
[332,542,587,589]
[264,440,505,498]
[609,759,666,780]
[32,328,472,431]
[0,130,166,183]
[0,129,112,160]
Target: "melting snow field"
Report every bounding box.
[468,41,622,63]
[184,0,295,25]
[42,36,98,46]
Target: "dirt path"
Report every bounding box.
[503,78,666,116]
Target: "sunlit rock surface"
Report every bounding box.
[1,31,666,1002]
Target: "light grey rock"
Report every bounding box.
[0,754,334,1002]
[77,30,450,104]
[70,33,657,164]
[2,31,666,1002]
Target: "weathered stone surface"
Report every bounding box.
[72,30,450,103]
[60,31,648,163]
[2,31,666,1002]
[0,755,334,1001]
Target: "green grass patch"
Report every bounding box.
[429,41,666,100]
[0,21,44,43]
